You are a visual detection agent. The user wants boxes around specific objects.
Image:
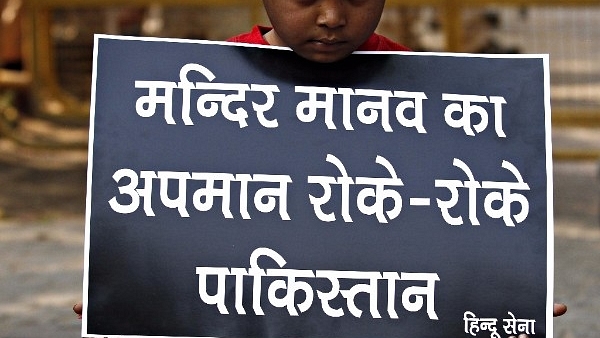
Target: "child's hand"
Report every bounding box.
[553,303,567,317]
[73,303,82,319]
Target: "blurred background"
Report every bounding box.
[0,0,598,337]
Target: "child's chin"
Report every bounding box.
[301,51,351,64]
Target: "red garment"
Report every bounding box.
[227,25,411,52]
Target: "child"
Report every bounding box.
[228,0,567,320]
[75,0,568,327]
[227,0,410,63]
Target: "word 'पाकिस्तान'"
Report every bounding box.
[196,247,439,319]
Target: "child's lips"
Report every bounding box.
[313,38,345,45]
[309,38,348,52]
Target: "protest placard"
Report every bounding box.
[83,35,553,338]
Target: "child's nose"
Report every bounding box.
[316,0,347,28]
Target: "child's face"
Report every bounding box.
[262,0,386,63]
